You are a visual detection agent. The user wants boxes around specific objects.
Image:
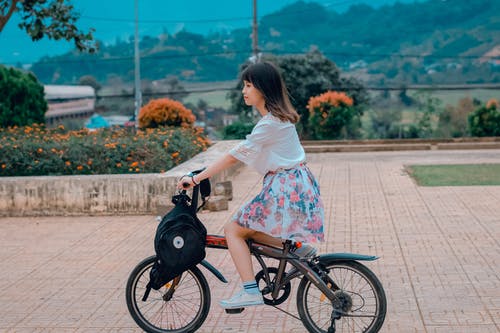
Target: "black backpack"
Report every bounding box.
[143,175,210,301]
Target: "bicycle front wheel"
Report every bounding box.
[125,256,210,333]
[296,260,386,333]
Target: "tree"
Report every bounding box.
[436,97,474,138]
[412,91,442,138]
[0,65,47,127]
[78,75,101,91]
[228,50,368,138]
[0,0,95,52]
[164,76,188,100]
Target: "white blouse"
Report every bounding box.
[229,114,306,175]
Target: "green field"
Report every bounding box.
[406,164,500,186]
[184,90,232,109]
[183,80,236,109]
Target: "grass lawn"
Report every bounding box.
[184,90,231,109]
[406,164,500,186]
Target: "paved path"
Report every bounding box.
[0,150,499,333]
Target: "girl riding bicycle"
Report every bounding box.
[177,61,325,309]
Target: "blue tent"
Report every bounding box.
[85,114,110,129]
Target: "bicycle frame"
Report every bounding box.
[203,234,378,305]
[187,180,380,309]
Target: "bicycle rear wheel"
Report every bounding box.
[126,256,210,333]
[296,260,386,333]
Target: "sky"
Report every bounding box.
[0,0,422,64]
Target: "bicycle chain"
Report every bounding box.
[270,305,302,321]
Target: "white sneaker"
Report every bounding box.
[219,289,264,309]
[294,243,317,258]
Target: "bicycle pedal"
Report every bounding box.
[225,307,245,314]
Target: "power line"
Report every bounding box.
[95,83,500,100]
[24,49,499,66]
[80,15,252,24]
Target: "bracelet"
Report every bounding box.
[191,175,199,185]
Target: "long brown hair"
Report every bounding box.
[241,61,300,123]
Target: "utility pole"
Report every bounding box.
[134,0,142,128]
[251,0,259,63]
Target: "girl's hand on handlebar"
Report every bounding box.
[177,175,194,190]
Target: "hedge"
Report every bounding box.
[0,124,210,177]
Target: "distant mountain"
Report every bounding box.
[28,0,500,85]
[0,0,424,64]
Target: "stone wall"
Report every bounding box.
[0,141,242,217]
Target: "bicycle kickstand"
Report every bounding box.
[328,321,336,333]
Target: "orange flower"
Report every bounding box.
[87,160,93,166]
[1,164,6,169]
[130,161,139,167]
[37,148,43,153]
[65,161,71,166]
[307,91,353,114]
[486,98,499,109]
[171,152,180,158]
[77,165,83,171]
[116,162,122,167]
[138,97,196,129]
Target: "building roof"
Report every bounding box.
[44,85,95,100]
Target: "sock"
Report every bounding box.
[243,280,260,295]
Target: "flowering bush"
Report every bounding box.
[139,98,196,128]
[468,98,500,137]
[0,124,210,177]
[307,91,357,139]
[486,98,499,109]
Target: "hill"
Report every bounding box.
[29,0,500,85]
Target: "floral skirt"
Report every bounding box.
[232,163,325,243]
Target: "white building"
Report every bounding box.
[44,85,96,125]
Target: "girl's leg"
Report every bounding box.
[251,231,283,248]
[224,221,283,281]
[220,221,265,308]
[223,220,256,281]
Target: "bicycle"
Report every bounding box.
[126,172,387,333]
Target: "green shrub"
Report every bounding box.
[0,124,210,177]
[468,99,500,137]
[367,108,403,139]
[221,121,254,139]
[0,65,47,127]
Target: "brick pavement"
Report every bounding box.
[0,149,499,333]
